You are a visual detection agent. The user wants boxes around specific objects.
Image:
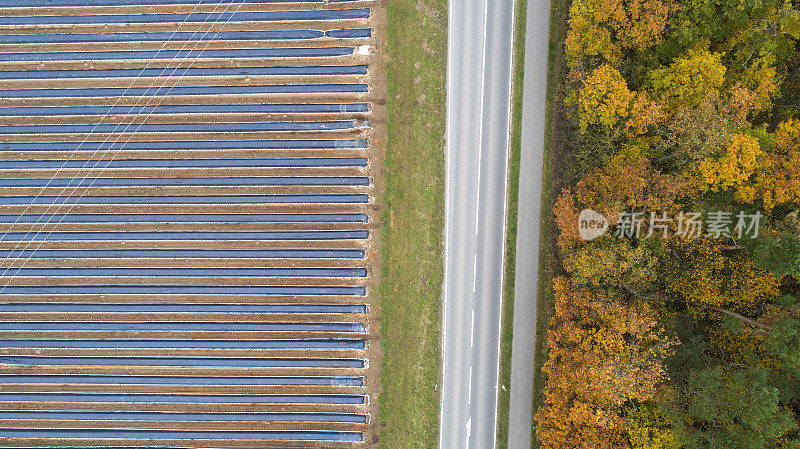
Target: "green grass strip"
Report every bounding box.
[379,1,448,448]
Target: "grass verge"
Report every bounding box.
[495,0,529,446]
[378,1,447,448]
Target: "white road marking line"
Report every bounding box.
[474,175,481,236]
[466,416,472,448]
[472,253,478,293]
[438,1,457,445]
[470,309,475,349]
[467,366,473,406]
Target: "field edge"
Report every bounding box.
[377,0,448,448]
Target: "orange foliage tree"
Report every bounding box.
[753,119,800,211]
[535,277,677,449]
[574,152,686,219]
[552,152,686,253]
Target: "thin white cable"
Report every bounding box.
[0,0,247,282]
[0,0,239,274]
[0,1,235,275]
[0,0,213,245]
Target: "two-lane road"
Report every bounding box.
[440,1,516,448]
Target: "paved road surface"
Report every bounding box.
[440,1,516,448]
[507,0,551,447]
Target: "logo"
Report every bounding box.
[578,209,608,241]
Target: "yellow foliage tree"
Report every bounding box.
[626,404,681,449]
[647,50,727,110]
[626,92,665,136]
[697,133,763,202]
[566,0,619,73]
[667,241,780,318]
[740,54,782,113]
[565,0,676,76]
[578,64,636,134]
[563,240,660,292]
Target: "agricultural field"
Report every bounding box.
[535,0,800,448]
[0,1,385,447]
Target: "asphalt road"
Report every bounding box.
[439,1,516,448]
[507,0,551,447]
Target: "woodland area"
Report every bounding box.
[534,0,800,447]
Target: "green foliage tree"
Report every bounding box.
[664,0,788,53]
[748,236,800,279]
[767,316,800,373]
[665,366,796,449]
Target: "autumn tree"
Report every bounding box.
[626,92,665,136]
[625,403,680,449]
[577,64,636,135]
[666,241,780,319]
[563,239,662,294]
[697,133,763,203]
[646,50,727,110]
[551,151,687,254]
[574,151,686,219]
[739,53,782,113]
[566,0,619,75]
[656,87,756,167]
[535,277,677,448]
[553,190,583,252]
[566,0,676,77]
[753,119,800,211]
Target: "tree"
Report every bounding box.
[767,315,800,373]
[566,0,620,75]
[646,50,727,110]
[696,133,763,202]
[574,151,686,220]
[535,278,677,448]
[747,235,800,279]
[656,88,755,167]
[625,403,681,449]
[577,64,636,134]
[666,241,780,319]
[740,53,782,113]
[553,190,583,252]
[753,119,800,211]
[665,366,796,449]
[563,239,661,293]
[565,0,676,76]
[626,92,665,136]
[664,0,787,52]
